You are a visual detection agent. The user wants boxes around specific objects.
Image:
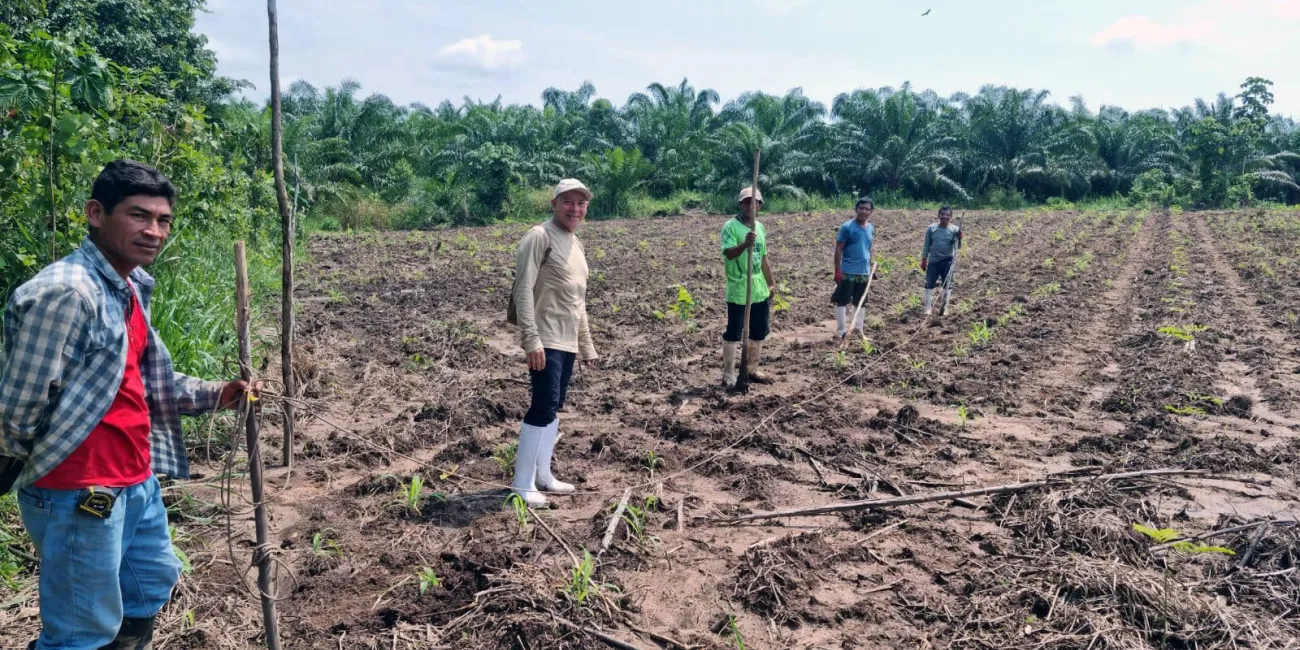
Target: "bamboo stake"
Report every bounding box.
[267,0,296,468]
[839,260,879,351]
[736,149,762,391]
[236,242,281,650]
[715,468,1257,524]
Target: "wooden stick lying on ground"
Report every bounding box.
[552,615,650,650]
[715,469,1261,524]
[600,488,633,555]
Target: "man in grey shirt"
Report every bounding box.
[920,206,962,316]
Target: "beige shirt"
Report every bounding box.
[513,220,598,360]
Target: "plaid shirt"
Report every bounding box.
[0,237,223,489]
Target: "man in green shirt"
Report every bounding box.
[720,186,776,388]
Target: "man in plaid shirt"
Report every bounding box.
[0,160,249,650]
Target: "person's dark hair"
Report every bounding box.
[91,160,177,215]
[938,206,953,216]
[855,197,874,210]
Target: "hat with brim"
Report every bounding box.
[553,178,593,200]
[737,186,763,203]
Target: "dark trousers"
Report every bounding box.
[723,299,770,342]
[925,257,954,290]
[525,348,576,426]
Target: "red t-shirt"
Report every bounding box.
[36,284,152,489]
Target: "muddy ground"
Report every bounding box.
[3,208,1299,649]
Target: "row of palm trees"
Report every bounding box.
[219,76,1300,225]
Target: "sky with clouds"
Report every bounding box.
[197,0,1300,117]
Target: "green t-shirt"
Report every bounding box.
[720,217,770,305]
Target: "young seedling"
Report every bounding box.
[493,442,518,476]
[828,350,848,369]
[311,531,344,558]
[399,474,426,514]
[642,451,665,478]
[967,321,993,346]
[503,493,530,529]
[859,337,877,355]
[569,550,598,603]
[416,566,442,595]
[956,404,970,429]
[667,285,697,321]
[622,500,660,549]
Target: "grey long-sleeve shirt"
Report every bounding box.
[922,222,962,262]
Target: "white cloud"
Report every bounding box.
[758,0,811,15]
[433,34,526,73]
[1090,15,1215,51]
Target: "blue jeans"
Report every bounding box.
[525,349,576,427]
[17,476,181,650]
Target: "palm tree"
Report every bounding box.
[624,78,720,196]
[829,84,968,200]
[959,85,1099,199]
[711,88,829,197]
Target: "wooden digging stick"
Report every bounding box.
[236,242,282,650]
[736,149,762,391]
[839,260,879,351]
[268,0,296,469]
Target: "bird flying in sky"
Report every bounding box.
[922,9,931,15]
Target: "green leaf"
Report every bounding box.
[1132,523,1181,543]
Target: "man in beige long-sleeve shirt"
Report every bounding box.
[509,178,599,507]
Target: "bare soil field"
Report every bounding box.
[5,208,1300,650]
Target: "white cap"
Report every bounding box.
[737,186,763,203]
[553,178,593,200]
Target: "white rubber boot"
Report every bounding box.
[747,340,771,384]
[722,341,739,388]
[942,289,953,316]
[834,305,847,339]
[923,288,933,316]
[511,422,548,507]
[536,419,574,493]
[852,307,865,338]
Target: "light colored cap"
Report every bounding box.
[737,186,764,203]
[553,178,592,200]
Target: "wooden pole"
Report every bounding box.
[715,468,1258,524]
[839,260,879,351]
[267,0,296,468]
[236,242,282,650]
[736,149,761,391]
[48,61,59,263]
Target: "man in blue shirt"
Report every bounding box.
[831,198,876,340]
[920,206,963,316]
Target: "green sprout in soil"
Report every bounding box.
[311,531,344,558]
[1157,324,1208,342]
[569,550,598,603]
[493,443,518,476]
[503,494,530,529]
[417,566,442,595]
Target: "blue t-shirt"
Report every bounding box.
[836,220,875,275]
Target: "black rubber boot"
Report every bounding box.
[98,616,156,650]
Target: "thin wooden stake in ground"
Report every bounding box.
[267,0,296,468]
[736,148,762,391]
[236,242,282,650]
[839,260,879,352]
[715,468,1259,524]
